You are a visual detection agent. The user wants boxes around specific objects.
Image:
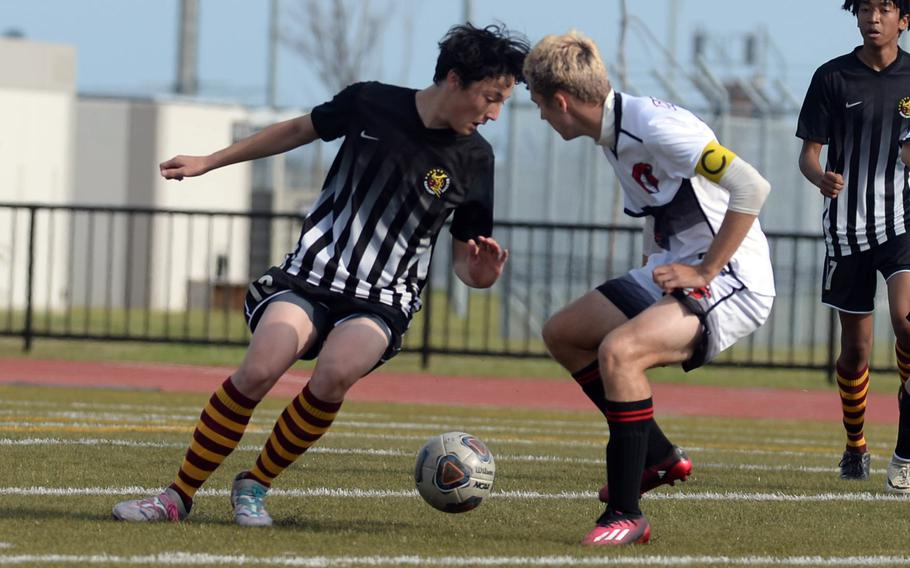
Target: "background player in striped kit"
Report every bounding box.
[523,31,775,545]
[797,0,910,490]
[111,22,529,526]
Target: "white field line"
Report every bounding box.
[0,436,869,474]
[0,419,853,460]
[0,398,863,443]
[2,485,909,502]
[1,400,601,429]
[0,410,610,438]
[1,553,910,566]
[0,435,844,466]
[2,399,892,455]
[0,398,875,453]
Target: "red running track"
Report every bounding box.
[0,357,898,424]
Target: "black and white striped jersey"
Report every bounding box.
[797,47,910,257]
[281,81,495,317]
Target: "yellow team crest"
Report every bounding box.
[899,97,910,119]
[423,167,451,198]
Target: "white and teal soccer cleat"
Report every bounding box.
[885,455,910,494]
[112,488,188,522]
[231,473,273,527]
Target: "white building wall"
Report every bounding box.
[71,97,253,312]
[0,39,75,312]
[152,101,252,311]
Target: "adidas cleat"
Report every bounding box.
[582,509,651,546]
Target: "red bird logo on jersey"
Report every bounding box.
[632,163,660,194]
[685,286,712,300]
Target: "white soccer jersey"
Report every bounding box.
[601,92,776,297]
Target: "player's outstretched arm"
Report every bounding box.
[902,143,910,168]
[159,114,320,180]
[452,236,509,288]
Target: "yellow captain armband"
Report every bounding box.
[695,140,737,184]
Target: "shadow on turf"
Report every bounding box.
[2,506,421,533]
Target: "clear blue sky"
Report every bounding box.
[0,0,872,110]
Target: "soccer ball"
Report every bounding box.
[414,431,496,513]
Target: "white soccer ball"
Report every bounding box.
[414,431,496,513]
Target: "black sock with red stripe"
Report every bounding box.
[572,362,608,417]
[647,418,675,465]
[605,398,653,515]
[574,362,672,466]
[896,382,910,459]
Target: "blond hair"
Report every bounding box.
[523,31,610,104]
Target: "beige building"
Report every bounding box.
[72,96,254,311]
[0,38,76,311]
[0,37,317,314]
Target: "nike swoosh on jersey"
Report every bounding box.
[360,130,380,140]
[845,101,863,108]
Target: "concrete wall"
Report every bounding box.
[0,38,76,312]
[71,97,253,311]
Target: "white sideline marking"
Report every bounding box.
[2,485,909,502]
[1,553,910,566]
[0,437,868,474]
[0,421,849,458]
[0,437,407,457]
[0,406,856,449]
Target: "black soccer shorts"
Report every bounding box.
[822,232,910,313]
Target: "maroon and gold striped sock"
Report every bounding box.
[836,364,869,454]
[168,377,259,509]
[247,383,342,487]
[896,342,910,400]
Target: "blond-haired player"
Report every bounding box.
[524,31,775,545]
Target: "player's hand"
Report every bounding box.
[652,262,710,294]
[816,171,844,199]
[159,155,211,181]
[465,236,509,287]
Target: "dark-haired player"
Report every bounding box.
[112,23,529,525]
[797,0,910,491]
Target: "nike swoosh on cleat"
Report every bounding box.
[360,130,380,141]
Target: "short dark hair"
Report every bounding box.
[433,23,530,87]
[842,0,910,17]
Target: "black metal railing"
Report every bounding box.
[0,203,897,378]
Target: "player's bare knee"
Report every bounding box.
[840,332,872,362]
[541,315,568,355]
[598,333,643,378]
[891,316,910,349]
[311,361,360,398]
[234,360,282,392]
